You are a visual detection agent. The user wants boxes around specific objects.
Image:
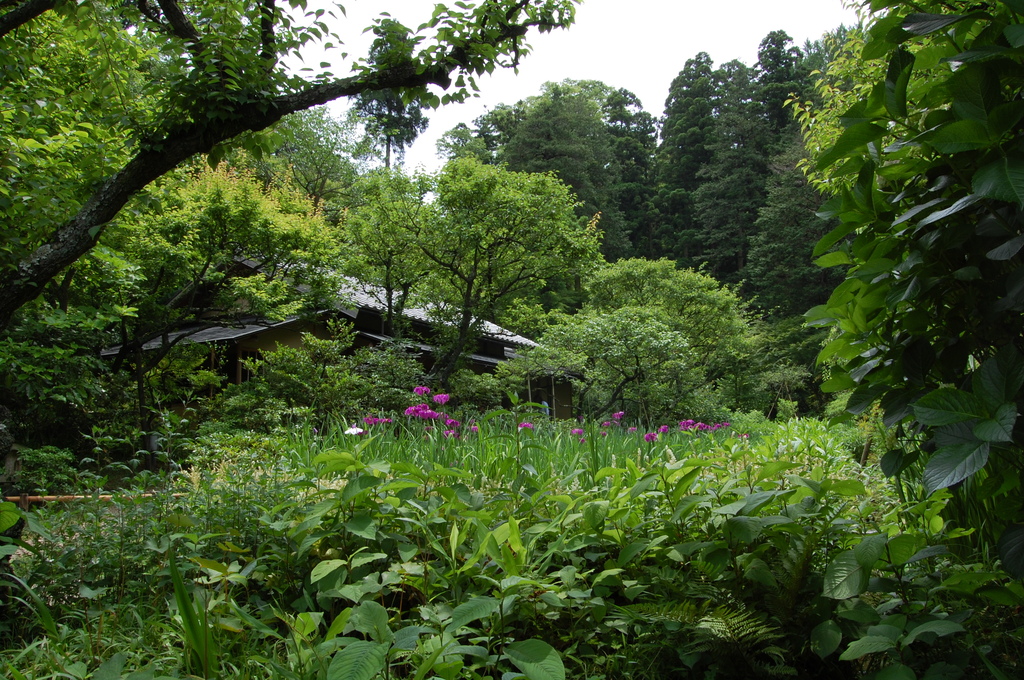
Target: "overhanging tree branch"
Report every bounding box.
[0,1,580,332]
[0,0,56,38]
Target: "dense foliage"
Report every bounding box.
[2,407,1021,679]
[803,0,1024,577]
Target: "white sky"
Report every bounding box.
[323,0,863,170]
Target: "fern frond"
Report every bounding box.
[690,606,797,677]
[619,599,706,625]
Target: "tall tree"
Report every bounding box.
[353,20,430,168]
[691,60,771,282]
[603,88,658,256]
[653,52,717,264]
[755,30,806,137]
[343,170,433,337]
[519,258,750,420]
[273,108,368,211]
[0,0,580,332]
[745,138,842,317]
[105,163,338,430]
[420,158,602,384]
[501,81,629,258]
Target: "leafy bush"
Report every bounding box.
[7,446,78,495]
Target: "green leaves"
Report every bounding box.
[0,502,20,534]
[328,640,388,680]
[902,13,968,35]
[914,388,984,426]
[505,639,565,680]
[922,438,990,495]
[998,524,1024,578]
[885,47,915,118]
[823,552,869,599]
[810,620,842,658]
[809,3,1024,559]
[448,596,498,631]
[839,635,896,660]
[973,156,1024,204]
[815,123,888,170]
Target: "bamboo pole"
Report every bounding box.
[4,493,188,510]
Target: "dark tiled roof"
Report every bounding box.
[101,317,301,357]
[338,277,536,347]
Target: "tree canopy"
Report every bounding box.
[0,0,580,331]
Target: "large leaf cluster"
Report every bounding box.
[807,0,1024,575]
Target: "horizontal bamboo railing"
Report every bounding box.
[3,492,187,509]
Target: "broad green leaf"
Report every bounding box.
[821,372,857,393]
[393,625,431,651]
[327,640,387,680]
[977,584,1024,605]
[902,13,967,35]
[839,635,897,660]
[829,479,867,497]
[743,557,778,589]
[973,156,1024,205]
[582,500,609,530]
[949,62,1002,121]
[0,502,19,534]
[923,440,990,494]
[815,250,852,267]
[92,653,127,680]
[816,123,888,170]
[905,545,949,564]
[351,601,393,645]
[342,474,382,503]
[972,402,1016,443]
[885,534,923,566]
[973,346,1024,409]
[725,516,762,545]
[913,388,984,426]
[885,47,915,119]
[824,551,869,599]
[345,514,377,540]
[448,596,498,631]
[876,450,917,477]
[837,599,881,624]
[813,219,858,258]
[925,120,991,153]
[351,552,387,568]
[855,533,888,569]
[987,234,1024,261]
[943,45,1009,63]
[916,194,981,227]
[810,620,842,658]
[901,620,964,646]
[311,559,346,584]
[877,664,916,680]
[998,524,1024,578]
[1005,24,1024,48]
[505,639,565,680]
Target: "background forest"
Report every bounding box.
[3,0,1024,678]
[0,23,846,457]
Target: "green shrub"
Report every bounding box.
[9,446,77,495]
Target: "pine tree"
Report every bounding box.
[691,60,771,282]
[654,52,717,264]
